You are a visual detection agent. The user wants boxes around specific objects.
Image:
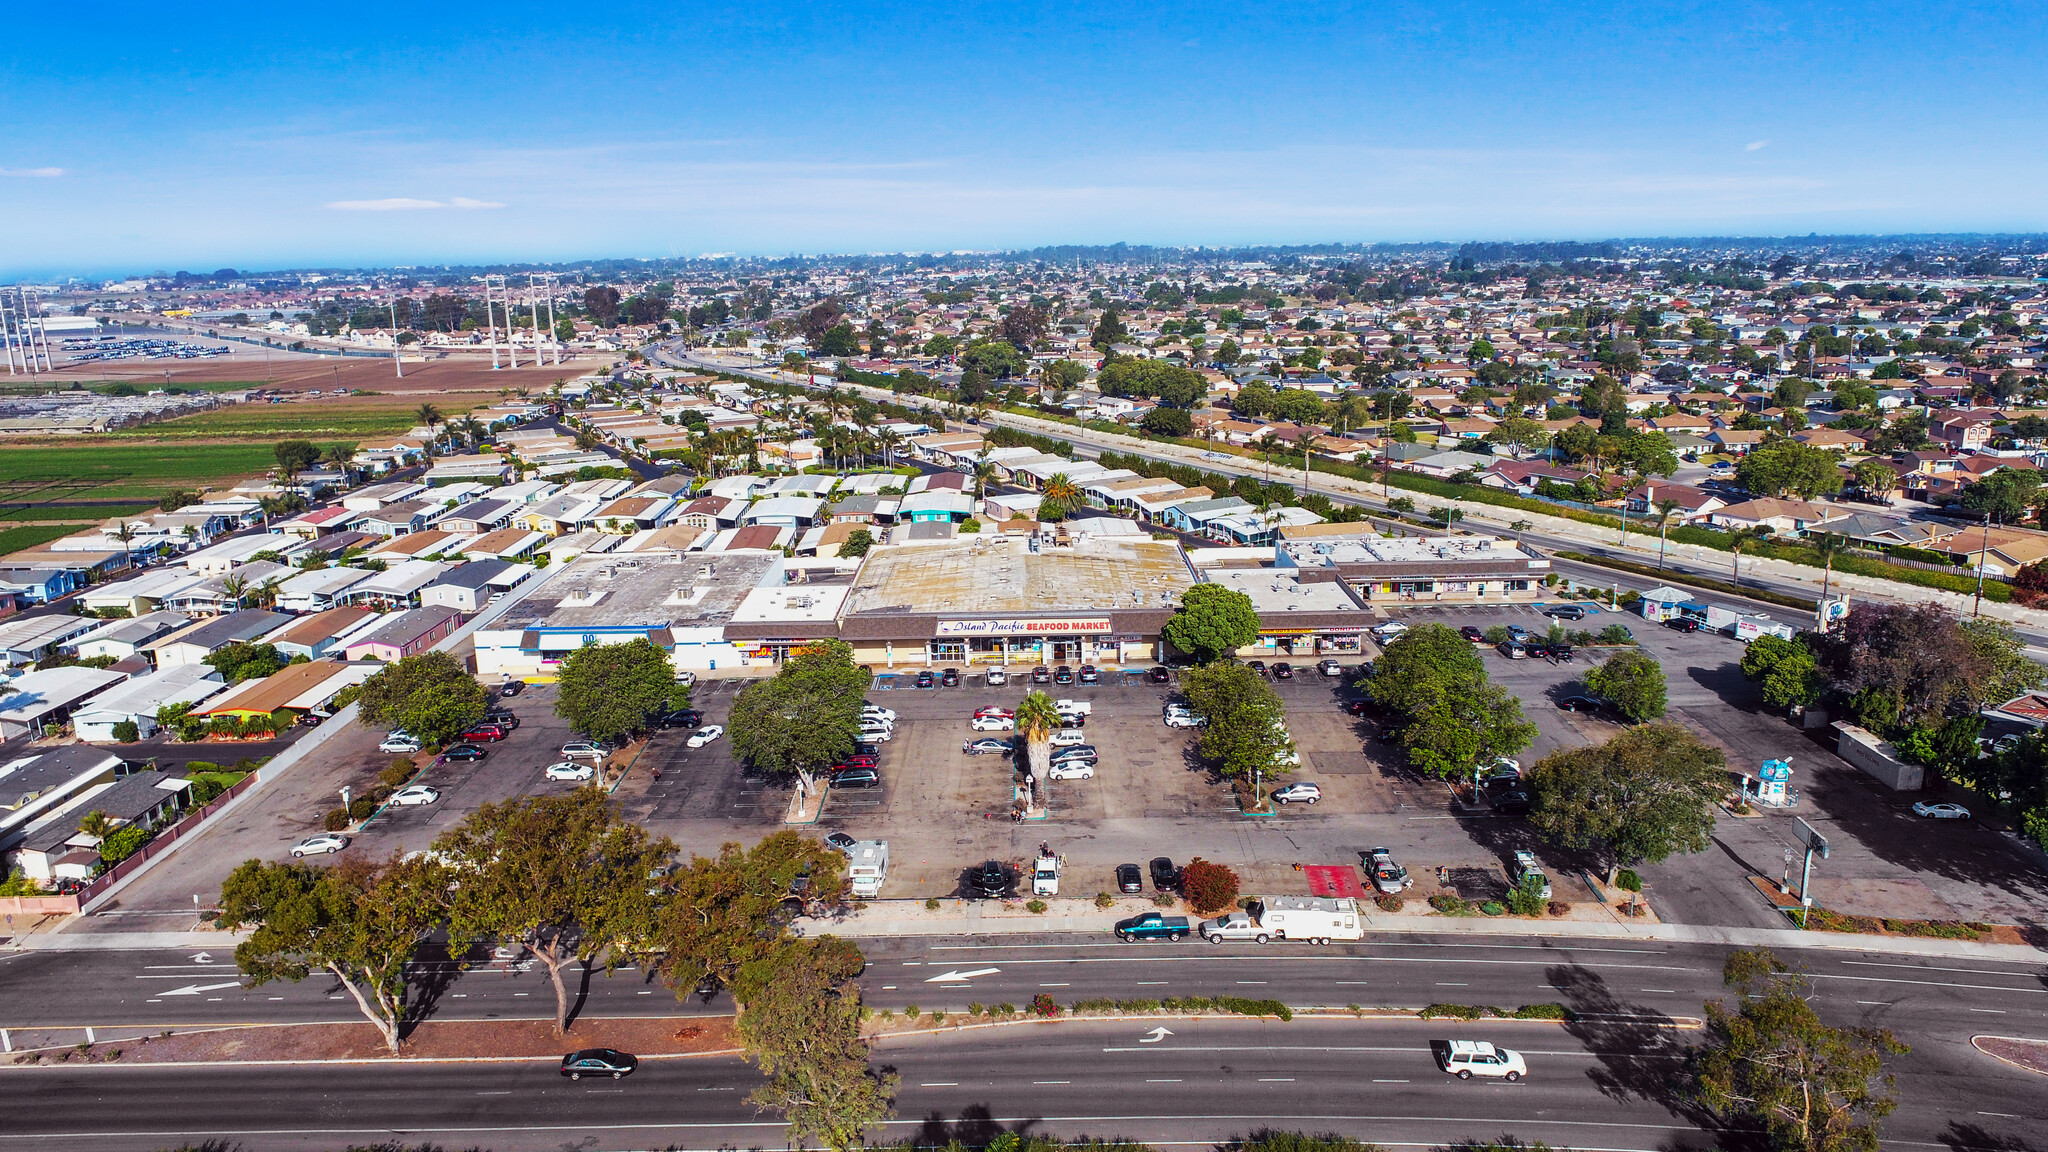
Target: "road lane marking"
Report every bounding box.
[1640,989,1677,993]
[1034,1080,1070,1085]
[1136,981,1168,985]
[1039,983,1070,987]
[1435,983,1468,986]
[1807,973,2048,995]
[1841,960,2040,978]
[1970,1009,2007,1014]
[1373,1079,1409,1083]
[920,1082,957,1087]
[1978,1112,2020,1118]
[1145,1079,1183,1082]
[1257,1078,1294,1082]
[1236,981,1268,985]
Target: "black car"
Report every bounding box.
[1031,665,1052,684]
[484,709,520,729]
[499,681,524,698]
[1551,644,1574,662]
[1558,696,1600,713]
[1543,604,1589,620]
[969,860,1011,898]
[1490,789,1533,815]
[1247,660,1267,676]
[1115,862,1144,893]
[1459,626,1486,644]
[1148,666,1172,684]
[830,766,881,789]
[1523,642,1548,659]
[1078,665,1099,684]
[1058,713,1087,729]
[854,742,881,758]
[1272,662,1294,680]
[914,670,936,688]
[940,667,961,686]
[1054,665,1075,685]
[439,744,487,762]
[560,1048,638,1080]
[1149,856,1181,891]
[653,708,702,730]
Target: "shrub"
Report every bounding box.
[185,761,219,774]
[1180,856,1240,913]
[967,1002,984,1017]
[323,808,350,832]
[904,1005,920,1020]
[1615,869,1642,892]
[1506,875,1548,917]
[1025,899,1047,913]
[930,1010,946,1024]
[1094,891,1115,908]
[996,1002,1016,1017]
[1546,900,1571,917]
[1513,1002,1574,1020]
[98,826,148,865]
[1375,894,1405,912]
[111,720,140,743]
[1152,892,1176,907]
[1428,893,1468,914]
[925,897,941,910]
[379,759,416,787]
[1419,1003,1488,1020]
[1479,900,1507,916]
[1030,993,1061,1017]
[348,798,377,821]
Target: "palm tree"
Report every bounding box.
[1851,458,1896,507]
[1257,431,1283,482]
[324,443,357,488]
[77,810,114,841]
[1810,532,1850,610]
[1654,498,1682,571]
[1040,472,1083,520]
[455,416,488,449]
[876,428,902,470]
[1015,690,1062,810]
[111,521,138,571]
[971,451,997,502]
[220,574,248,610]
[414,403,444,451]
[1729,525,1773,588]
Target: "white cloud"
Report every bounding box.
[0,167,65,178]
[324,196,505,211]
[1746,140,1769,151]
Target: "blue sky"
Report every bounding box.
[5,1,2045,276]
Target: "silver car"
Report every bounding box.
[1200,911,1269,944]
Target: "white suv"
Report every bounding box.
[1164,707,1207,729]
[1437,1039,1527,1081]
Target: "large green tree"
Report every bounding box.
[735,937,896,1152]
[1364,623,1485,714]
[1741,635,1824,711]
[1162,584,1261,663]
[1526,722,1726,879]
[1365,623,1531,777]
[1583,648,1669,722]
[1735,440,1845,500]
[1180,661,1293,782]
[215,855,445,1053]
[654,831,848,994]
[434,790,675,1035]
[727,640,867,795]
[354,649,487,746]
[1694,948,1907,1152]
[553,637,690,744]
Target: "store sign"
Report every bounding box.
[936,617,1112,636]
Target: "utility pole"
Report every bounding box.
[388,302,403,379]
[484,274,502,370]
[1973,510,1996,617]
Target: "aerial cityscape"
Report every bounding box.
[3,4,2047,1152]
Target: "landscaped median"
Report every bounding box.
[3,1015,739,1067]
[859,995,1704,1039]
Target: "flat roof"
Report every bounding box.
[1201,567,1366,615]
[844,536,1194,617]
[1281,534,1548,569]
[497,551,778,631]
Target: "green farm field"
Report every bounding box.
[0,523,95,557]
[0,443,280,502]
[104,397,457,440]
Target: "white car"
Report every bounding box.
[861,706,897,724]
[379,734,423,754]
[1912,801,1971,820]
[389,785,440,807]
[1049,728,1089,747]
[1437,1038,1527,1081]
[984,669,1007,686]
[291,833,348,857]
[1048,761,1096,780]
[545,761,596,782]
[560,741,611,760]
[686,725,725,748]
[1317,659,1344,677]
[1164,708,1207,729]
[971,715,1015,731]
[1053,699,1093,716]
[1271,781,1322,805]
[1371,621,1409,641]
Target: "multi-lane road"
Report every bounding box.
[4,931,2043,1150]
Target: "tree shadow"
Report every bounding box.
[1940,1121,2045,1152]
[908,1103,1032,1150]
[561,958,596,1033]
[392,943,465,1035]
[1546,963,1732,1137]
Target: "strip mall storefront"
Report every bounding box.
[839,610,1174,669]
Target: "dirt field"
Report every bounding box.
[47,347,607,397]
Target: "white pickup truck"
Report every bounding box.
[1054,699,1093,716]
[1199,896,1363,944]
[1030,851,1063,896]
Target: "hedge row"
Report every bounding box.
[1418,1002,1577,1021]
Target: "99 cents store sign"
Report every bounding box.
[934,618,1113,636]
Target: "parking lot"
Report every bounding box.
[92,598,2048,933]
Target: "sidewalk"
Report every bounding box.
[796,898,2048,963]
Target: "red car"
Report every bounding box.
[459,724,509,742]
[836,753,879,770]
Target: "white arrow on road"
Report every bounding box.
[923,968,1000,983]
[161,982,243,997]
[188,952,213,964]
[1138,1027,1174,1044]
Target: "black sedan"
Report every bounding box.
[1031,665,1052,684]
[653,709,702,730]
[940,667,961,686]
[561,1048,638,1080]
[438,744,487,762]
[1459,626,1486,644]
[1558,696,1601,713]
[1666,617,1701,633]
[914,670,936,689]
[1271,662,1294,680]
[1149,856,1180,891]
[1116,862,1144,893]
[1148,666,1172,683]
[1054,665,1075,685]
[1078,665,1100,684]
[1247,660,1268,676]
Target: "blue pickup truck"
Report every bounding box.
[1114,911,1191,941]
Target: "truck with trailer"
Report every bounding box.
[1198,895,1363,944]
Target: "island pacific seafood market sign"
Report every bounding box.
[934,618,1114,636]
